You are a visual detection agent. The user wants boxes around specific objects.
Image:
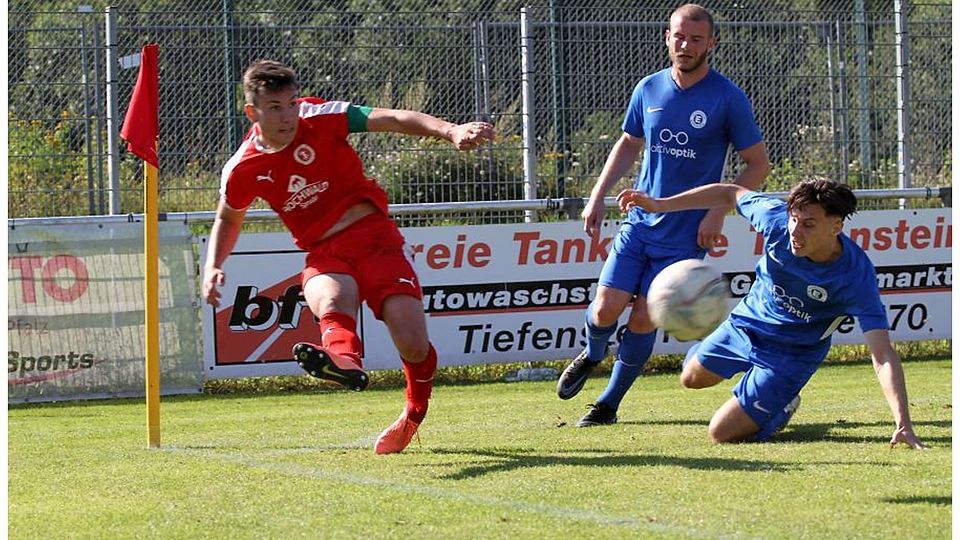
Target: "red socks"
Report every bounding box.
[402,344,437,424]
[318,312,363,367]
[320,312,434,424]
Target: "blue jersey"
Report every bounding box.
[731,192,889,348]
[622,68,763,250]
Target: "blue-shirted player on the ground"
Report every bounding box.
[618,179,926,448]
[556,3,771,427]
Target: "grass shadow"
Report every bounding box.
[621,419,706,427]
[620,418,950,446]
[428,446,805,480]
[778,419,952,446]
[879,495,950,506]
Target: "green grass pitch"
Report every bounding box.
[8,357,951,539]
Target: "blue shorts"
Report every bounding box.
[598,221,705,297]
[686,317,828,440]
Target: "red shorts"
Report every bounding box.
[301,213,422,320]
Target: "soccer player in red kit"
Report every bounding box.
[202,60,495,454]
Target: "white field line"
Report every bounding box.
[166,444,763,540]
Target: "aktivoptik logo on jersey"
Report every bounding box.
[770,284,812,322]
[294,144,315,165]
[659,128,689,145]
[650,128,697,159]
[689,110,707,128]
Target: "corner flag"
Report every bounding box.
[120,44,159,167]
[120,43,161,449]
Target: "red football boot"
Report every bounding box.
[374,410,420,454]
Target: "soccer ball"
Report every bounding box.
[647,259,730,342]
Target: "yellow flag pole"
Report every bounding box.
[144,159,161,449]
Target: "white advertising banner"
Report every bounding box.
[200,208,951,379]
[8,222,204,402]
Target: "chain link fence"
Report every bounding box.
[8,1,952,220]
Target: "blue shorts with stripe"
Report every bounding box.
[598,221,705,297]
[686,316,829,440]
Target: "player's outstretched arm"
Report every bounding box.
[617,183,752,214]
[863,329,927,449]
[203,201,247,308]
[366,108,494,151]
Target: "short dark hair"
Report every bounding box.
[242,60,299,105]
[787,179,858,221]
[671,3,715,36]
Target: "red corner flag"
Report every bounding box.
[120,44,159,167]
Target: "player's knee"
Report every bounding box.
[707,419,743,444]
[626,312,655,334]
[591,303,622,327]
[680,369,710,389]
[708,425,736,444]
[628,322,656,334]
[396,338,430,363]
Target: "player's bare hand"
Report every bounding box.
[202,267,226,308]
[581,195,605,238]
[889,426,927,450]
[616,189,659,213]
[697,209,726,250]
[448,122,495,151]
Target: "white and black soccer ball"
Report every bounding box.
[647,259,730,342]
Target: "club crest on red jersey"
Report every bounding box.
[294,144,316,165]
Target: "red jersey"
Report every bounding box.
[220,97,389,250]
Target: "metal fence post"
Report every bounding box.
[834,21,850,184]
[472,22,483,120]
[854,0,872,186]
[549,0,568,199]
[520,7,538,223]
[472,20,492,122]
[91,7,106,214]
[894,0,912,200]
[223,0,237,151]
[825,23,838,176]
[79,6,96,215]
[105,6,121,214]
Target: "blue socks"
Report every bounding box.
[584,308,658,410]
[584,314,618,362]
[596,329,657,410]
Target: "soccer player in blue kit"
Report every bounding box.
[556,3,771,427]
[617,179,926,448]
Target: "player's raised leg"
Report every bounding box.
[295,273,368,391]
